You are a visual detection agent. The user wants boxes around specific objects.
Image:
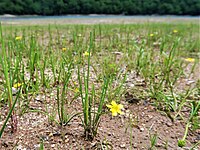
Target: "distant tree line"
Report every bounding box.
[0,0,199,16]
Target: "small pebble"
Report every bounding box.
[108,132,112,136]
[140,127,144,132]
[72,139,76,143]
[91,141,96,147]
[120,144,126,148]
[166,122,173,127]
[65,138,69,143]
[51,144,55,148]
[156,142,163,147]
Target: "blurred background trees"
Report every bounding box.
[0,0,199,15]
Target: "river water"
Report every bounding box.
[0,15,199,25]
[0,15,199,21]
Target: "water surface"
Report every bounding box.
[0,15,199,21]
[1,15,199,25]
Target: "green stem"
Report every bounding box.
[0,90,20,138]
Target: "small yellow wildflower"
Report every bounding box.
[83,51,89,57]
[78,34,82,37]
[106,101,124,116]
[150,34,154,37]
[13,83,22,88]
[62,47,67,51]
[173,30,178,33]
[15,36,22,40]
[74,88,79,93]
[185,58,195,63]
[73,81,78,85]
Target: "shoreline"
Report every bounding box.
[0,15,199,25]
[1,14,200,19]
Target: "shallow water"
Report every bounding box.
[1,15,199,25]
[0,15,199,21]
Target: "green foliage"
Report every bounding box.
[0,0,199,15]
[77,33,110,140]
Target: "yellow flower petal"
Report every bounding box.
[112,111,118,116]
[150,34,154,37]
[173,30,178,33]
[117,110,124,115]
[62,47,67,51]
[73,81,78,85]
[118,104,123,109]
[13,83,22,88]
[111,100,117,106]
[74,88,79,93]
[15,36,22,40]
[106,104,112,108]
[185,58,195,63]
[83,51,89,56]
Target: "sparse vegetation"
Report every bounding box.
[0,22,199,149]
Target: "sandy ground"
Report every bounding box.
[0,16,199,25]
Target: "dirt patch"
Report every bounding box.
[0,96,199,150]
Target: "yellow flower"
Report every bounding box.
[15,36,22,40]
[78,34,82,37]
[73,81,78,85]
[106,101,124,116]
[185,58,195,63]
[173,30,178,33]
[13,83,22,88]
[62,47,67,51]
[150,34,154,37]
[83,51,89,57]
[74,88,79,93]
